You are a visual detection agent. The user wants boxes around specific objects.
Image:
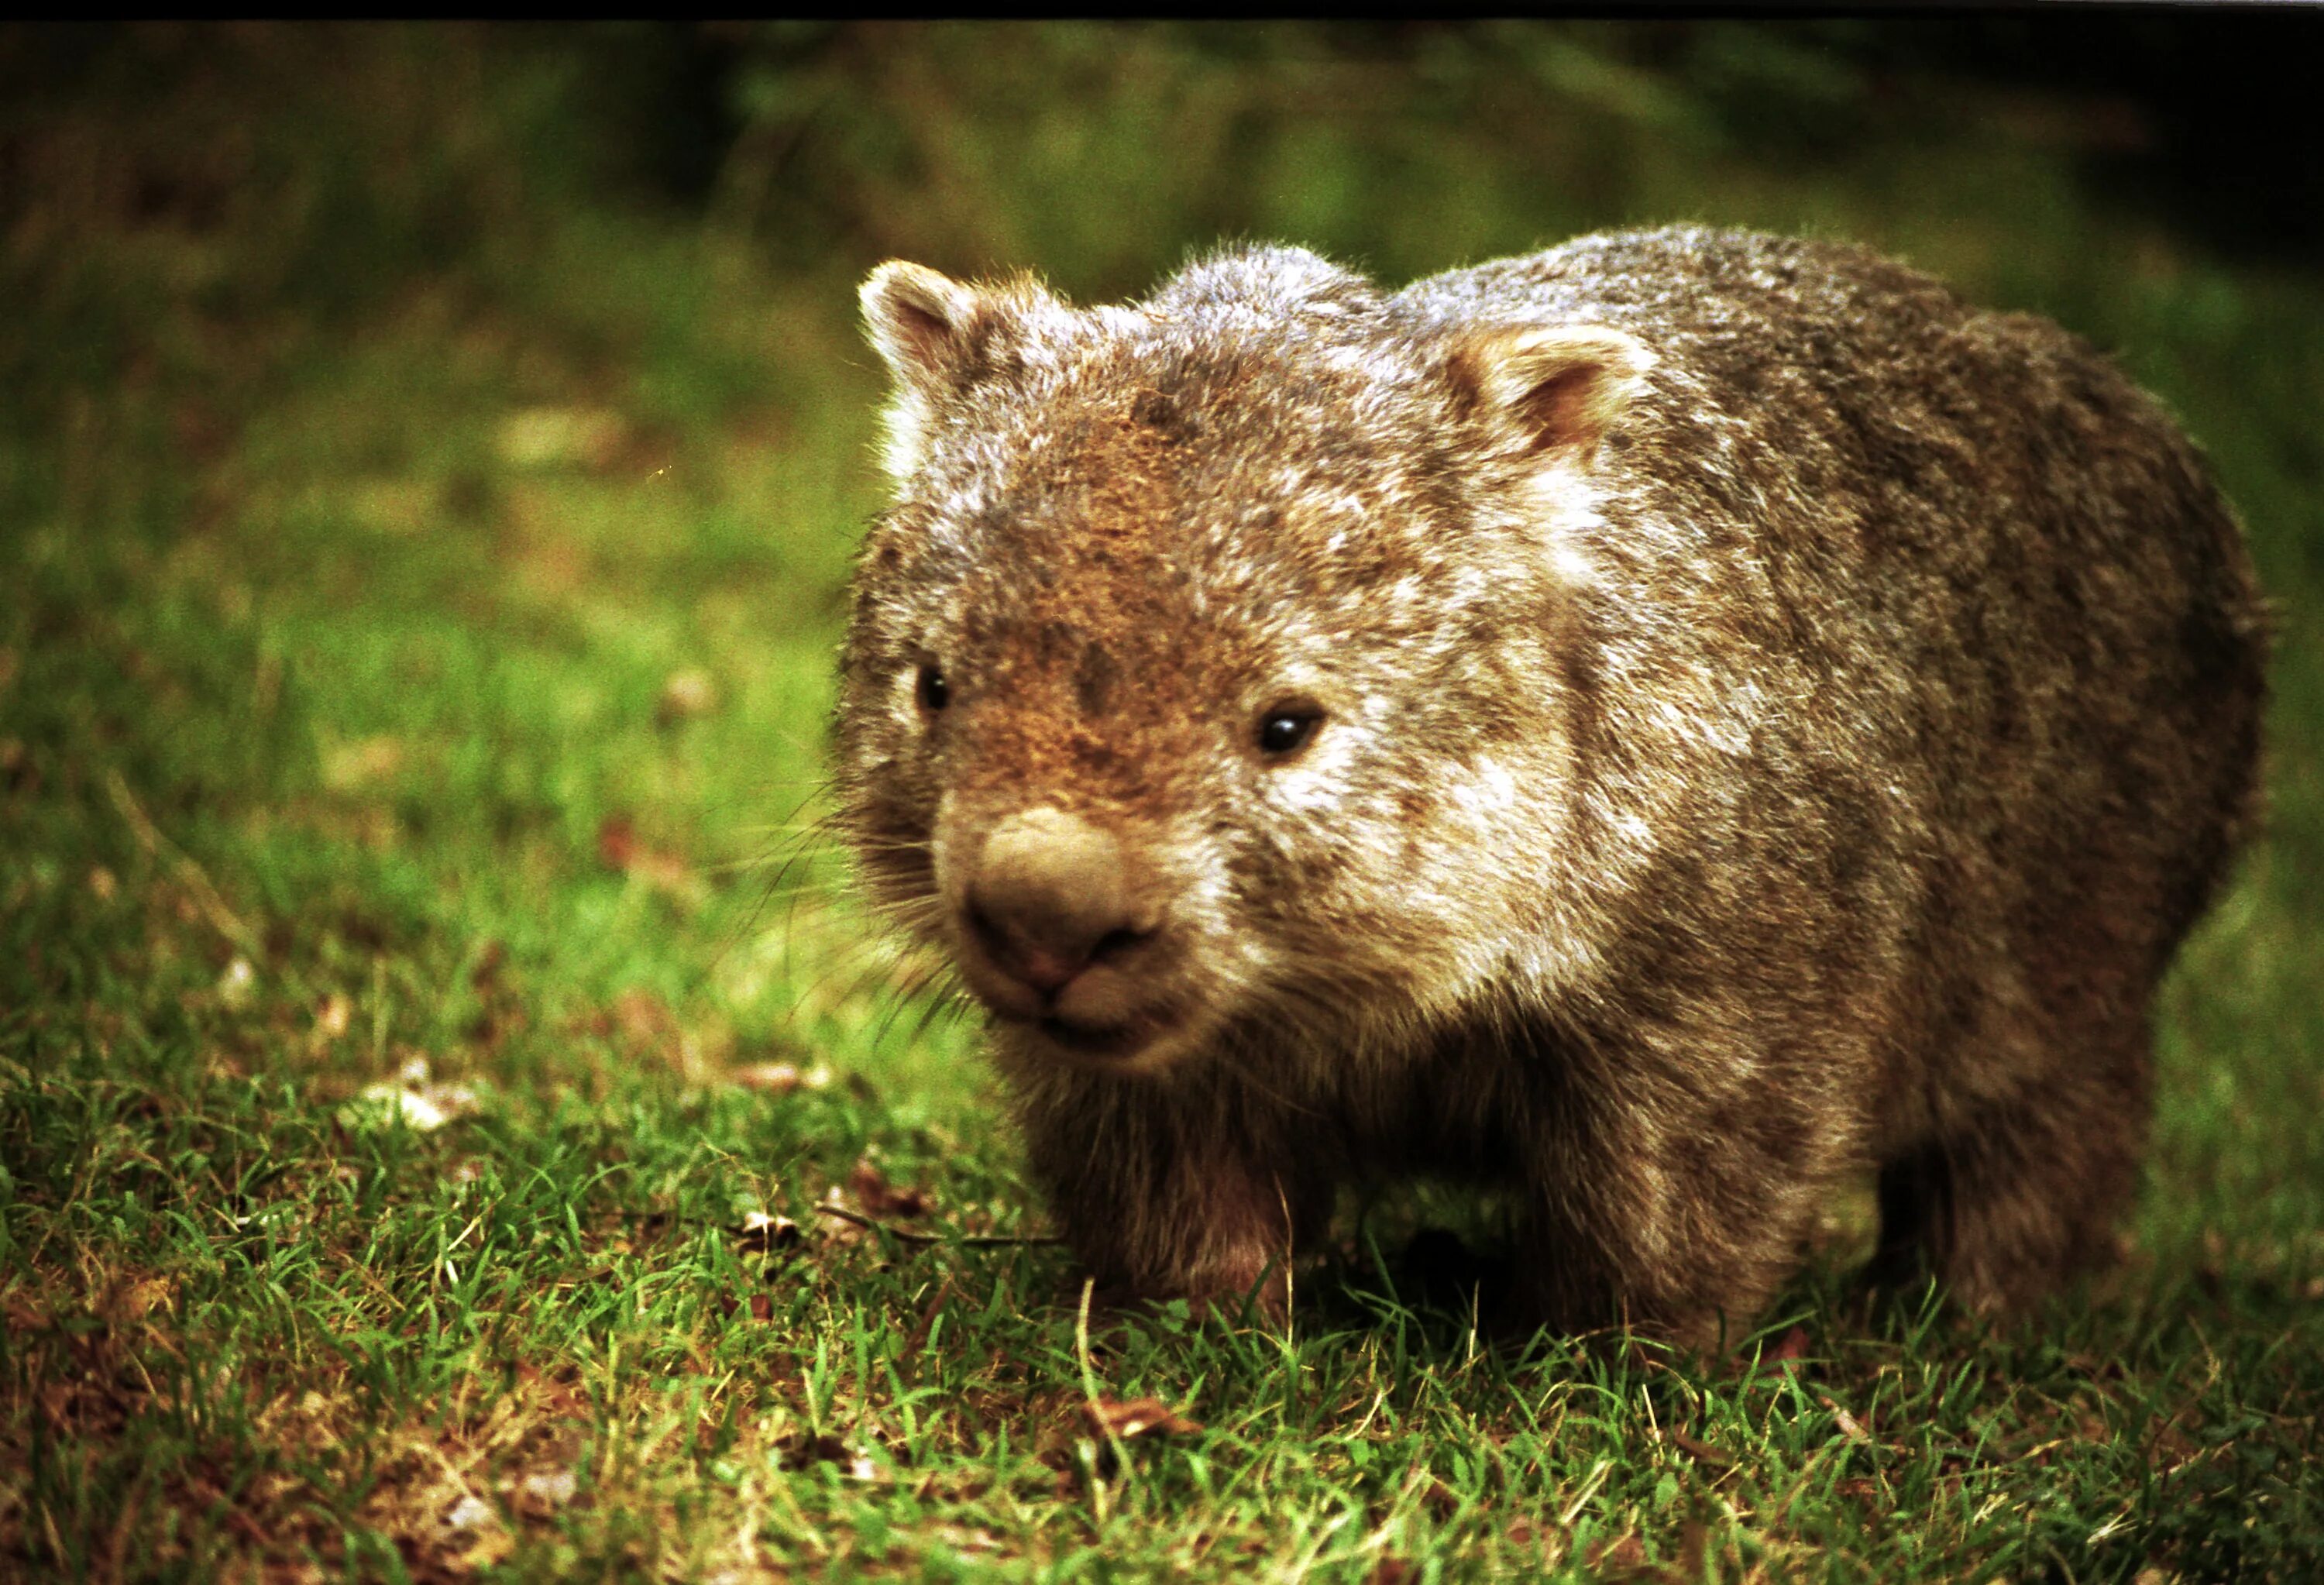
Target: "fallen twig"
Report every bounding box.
[813,1202,1061,1249]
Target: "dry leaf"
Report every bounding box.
[313,992,352,1040]
[1759,1325,1810,1370]
[1583,1533,1649,1576]
[731,1061,831,1095]
[1367,1559,1417,1585]
[101,1276,176,1325]
[511,1363,590,1421]
[1817,1393,1871,1443]
[933,1525,1002,1554]
[735,1211,802,1254]
[596,816,700,903]
[903,1278,957,1355]
[850,1158,933,1219]
[443,1494,497,1534]
[465,1001,527,1049]
[596,816,638,871]
[217,955,256,1008]
[497,406,627,471]
[1081,1396,1202,1442]
[321,734,404,791]
[1666,1426,1732,1467]
[614,988,678,1050]
[657,668,717,724]
[784,1433,878,1480]
[347,1057,480,1132]
[442,1492,511,1570]
[509,1466,578,1519]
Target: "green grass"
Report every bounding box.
[4,23,2321,1581]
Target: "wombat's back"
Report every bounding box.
[1414,229,2264,1129]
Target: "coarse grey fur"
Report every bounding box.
[836,226,2267,1345]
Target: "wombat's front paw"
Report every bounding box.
[1076,1251,1293,1329]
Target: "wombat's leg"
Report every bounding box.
[1017,1098,1329,1318]
[1511,1112,1831,1353]
[1875,1030,2149,1315]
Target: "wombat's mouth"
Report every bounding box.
[1034,1015,1149,1061]
[998,1001,1215,1073]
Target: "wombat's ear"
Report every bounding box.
[860,261,1047,482]
[861,262,980,392]
[859,262,983,483]
[1449,325,1656,461]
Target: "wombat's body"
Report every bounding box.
[837,227,2266,1343]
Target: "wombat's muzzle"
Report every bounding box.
[949,805,1176,1058]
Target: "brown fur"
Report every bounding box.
[836,229,2267,1345]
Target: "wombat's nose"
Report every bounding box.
[964,807,1152,996]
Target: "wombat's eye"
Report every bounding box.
[916,664,950,713]
[1257,703,1323,758]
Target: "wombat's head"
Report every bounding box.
[836,247,1653,1075]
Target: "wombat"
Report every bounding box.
[835,226,2266,1346]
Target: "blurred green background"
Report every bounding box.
[3,21,2321,1579]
